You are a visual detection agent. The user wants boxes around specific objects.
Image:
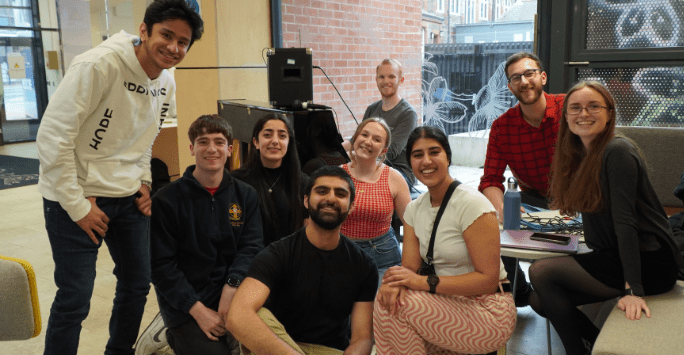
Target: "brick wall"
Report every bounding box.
[281,0,423,139]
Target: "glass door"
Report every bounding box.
[0,0,49,144]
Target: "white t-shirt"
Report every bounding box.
[404,184,507,279]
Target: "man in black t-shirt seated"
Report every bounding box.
[227,166,378,355]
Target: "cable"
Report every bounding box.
[313,65,359,125]
[520,212,584,236]
[330,107,340,131]
[261,48,269,66]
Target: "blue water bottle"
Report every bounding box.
[503,177,521,230]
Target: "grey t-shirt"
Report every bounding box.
[362,98,417,184]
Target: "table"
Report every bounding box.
[501,231,590,355]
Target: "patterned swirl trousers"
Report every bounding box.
[373,289,516,355]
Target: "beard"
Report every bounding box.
[513,84,544,105]
[308,202,350,231]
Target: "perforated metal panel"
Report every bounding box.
[576,67,684,127]
[586,0,684,49]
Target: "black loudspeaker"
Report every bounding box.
[267,48,313,109]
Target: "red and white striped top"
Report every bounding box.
[340,164,394,240]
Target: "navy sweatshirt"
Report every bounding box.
[151,166,263,328]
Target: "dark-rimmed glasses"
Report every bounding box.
[566,105,608,115]
[508,69,541,84]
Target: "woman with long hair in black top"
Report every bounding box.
[529,81,684,355]
[232,114,307,246]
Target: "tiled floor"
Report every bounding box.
[0,142,566,355]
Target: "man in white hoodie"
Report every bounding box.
[36,1,203,354]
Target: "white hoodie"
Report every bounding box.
[37,30,176,222]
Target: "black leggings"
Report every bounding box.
[528,256,622,355]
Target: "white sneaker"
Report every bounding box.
[135,312,172,355]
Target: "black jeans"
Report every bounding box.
[167,318,237,355]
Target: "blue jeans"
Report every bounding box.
[350,229,402,289]
[43,196,151,355]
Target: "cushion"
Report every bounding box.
[592,280,684,354]
[0,256,41,340]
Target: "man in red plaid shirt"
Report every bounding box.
[478,52,565,307]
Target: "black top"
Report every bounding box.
[232,166,309,246]
[151,166,264,328]
[582,137,684,296]
[247,228,378,350]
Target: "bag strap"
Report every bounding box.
[426,180,461,264]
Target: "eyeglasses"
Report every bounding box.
[566,105,608,115]
[508,69,541,84]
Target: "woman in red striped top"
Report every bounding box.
[340,117,412,287]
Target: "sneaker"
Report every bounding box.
[135,312,171,355]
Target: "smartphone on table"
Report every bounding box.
[529,232,571,245]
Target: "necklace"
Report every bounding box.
[266,173,282,193]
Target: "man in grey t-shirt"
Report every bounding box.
[348,59,417,185]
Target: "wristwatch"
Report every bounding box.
[427,274,440,294]
[141,180,152,190]
[227,277,241,288]
[623,288,642,298]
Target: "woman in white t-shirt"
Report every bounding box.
[372,126,516,355]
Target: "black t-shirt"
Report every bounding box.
[247,228,378,350]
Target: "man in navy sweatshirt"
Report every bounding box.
[141,115,263,355]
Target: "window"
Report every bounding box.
[437,0,444,13]
[480,0,488,21]
[465,0,475,24]
[546,0,684,128]
[495,0,502,21]
[450,0,459,14]
[423,0,537,152]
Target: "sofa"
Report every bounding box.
[615,126,684,210]
[589,126,684,354]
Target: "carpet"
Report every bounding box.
[0,155,40,190]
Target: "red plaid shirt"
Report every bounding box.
[479,93,565,196]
